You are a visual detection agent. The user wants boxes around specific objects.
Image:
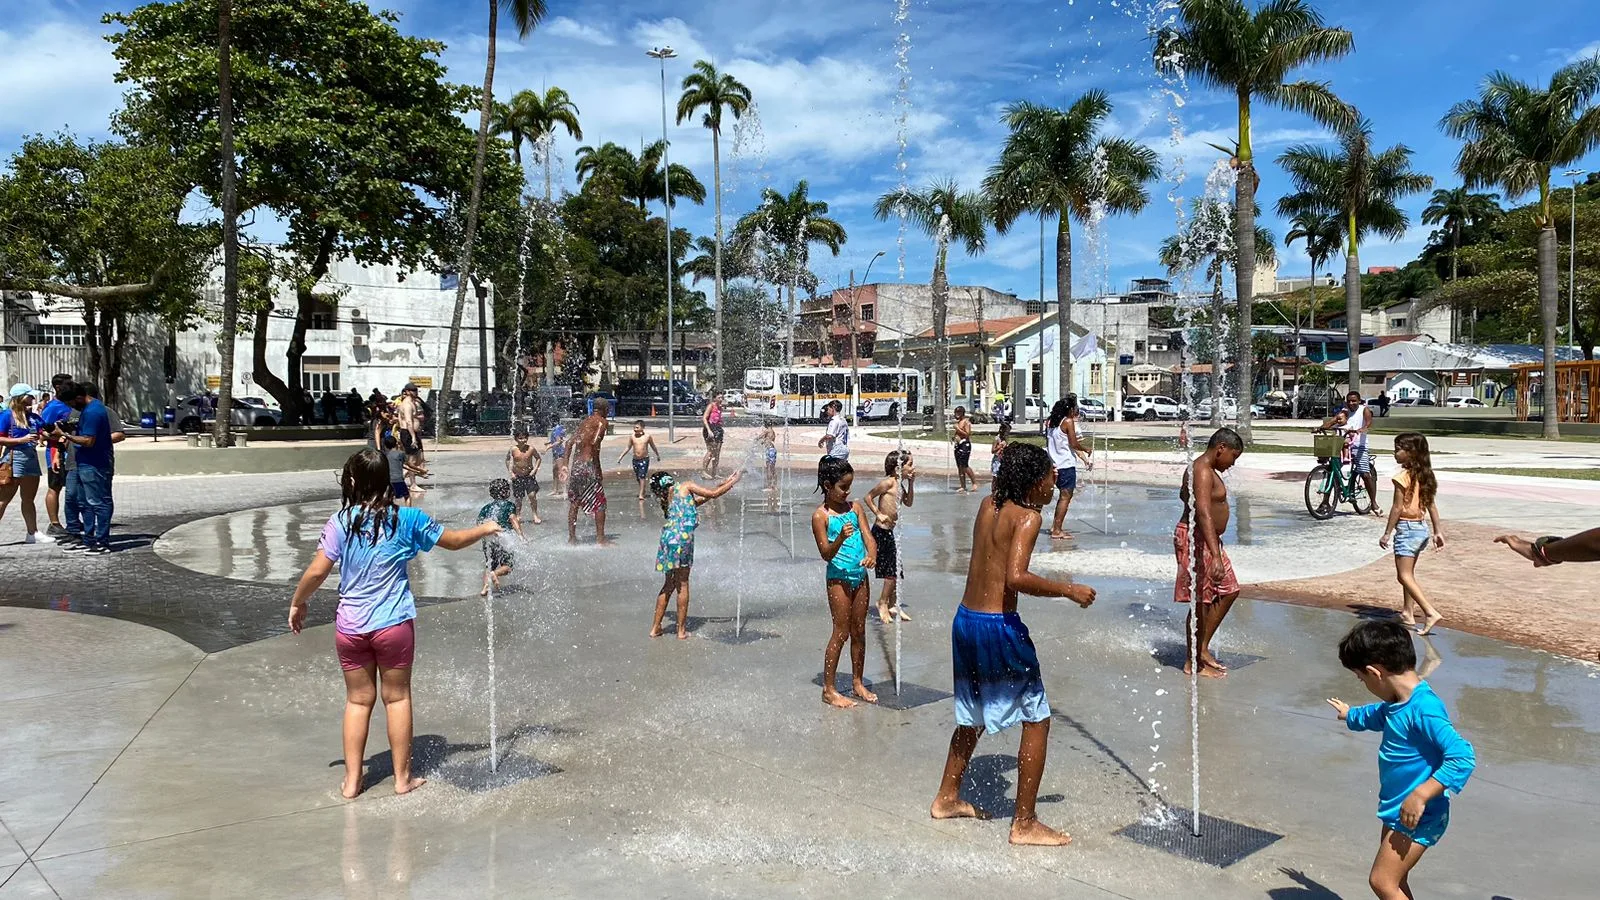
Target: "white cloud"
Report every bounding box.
[545,17,615,47]
[0,21,121,141]
[1570,41,1600,63]
[629,17,709,61]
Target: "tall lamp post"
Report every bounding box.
[649,46,679,441]
[849,251,887,425]
[1565,168,1586,358]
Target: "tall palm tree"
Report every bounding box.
[685,233,759,286]
[984,92,1159,401]
[1277,120,1433,395]
[1421,185,1501,341]
[495,87,582,200]
[1159,198,1275,424]
[1285,208,1341,414]
[677,60,753,390]
[574,140,706,211]
[733,181,847,366]
[442,0,547,437]
[1155,0,1354,442]
[874,180,988,434]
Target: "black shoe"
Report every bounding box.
[86,545,111,556]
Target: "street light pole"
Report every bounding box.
[649,46,678,441]
[849,251,886,425]
[1565,169,1585,358]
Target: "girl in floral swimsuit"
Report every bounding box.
[648,470,741,640]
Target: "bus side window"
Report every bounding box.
[780,374,796,394]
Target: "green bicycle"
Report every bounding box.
[1304,429,1372,519]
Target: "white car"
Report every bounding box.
[1122,394,1181,421]
[721,389,745,406]
[1078,398,1109,421]
[1446,396,1485,408]
[1195,397,1241,420]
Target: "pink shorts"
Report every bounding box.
[335,620,416,671]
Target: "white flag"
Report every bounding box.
[1070,332,1097,360]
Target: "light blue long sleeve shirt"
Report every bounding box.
[1346,680,1476,825]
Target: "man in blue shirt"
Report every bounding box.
[59,382,115,554]
[37,373,75,537]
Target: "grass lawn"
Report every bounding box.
[1445,467,1600,480]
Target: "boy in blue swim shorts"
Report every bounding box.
[930,442,1096,847]
[1328,620,1475,899]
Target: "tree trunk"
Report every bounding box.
[251,307,291,414]
[1055,215,1073,399]
[712,126,725,391]
[543,135,553,202]
[638,332,651,379]
[1345,248,1362,396]
[84,300,103,397]
[440,0,499,439]
[1233,162,1257,444]
[931,244,949,436]
[1538,225,1561,437]
[1209,270,1223,426]
[107,313,126,407]
[1449,221,1460,343]
[212,0,239,445]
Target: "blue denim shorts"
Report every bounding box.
[10,447,42,479]
[1393,520,1430,558]
[1055,467,1077,493]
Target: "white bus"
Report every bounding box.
[743,366,922,421]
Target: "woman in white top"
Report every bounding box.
[1045,395,1092,540]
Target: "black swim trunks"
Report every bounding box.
[704,424,725,446]
[483,539,514,571]
[871,524,899,580]
[400,428,422,455]
[512,474,539,499]
[954,438,972,469]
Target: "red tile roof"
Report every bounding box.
[915,315,1039,339]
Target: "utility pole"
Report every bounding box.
[648,46,678,441]
[975,287,987,415]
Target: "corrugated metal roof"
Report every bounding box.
[1327,341,1480,372]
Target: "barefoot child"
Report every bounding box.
[952,406,975,493]
[546,421,568,498]
[811,456,878,707]
[479,478,524,596]
[1378,432,1445,634]
[382,435,423,507]
[505,427,543,524]
[649,470,742,639]
[287,449,500,799]
[864,450,915,624]
[1174,427,1244,678]
[1328,620,1475,899]
[618,420,662,500]
[990,420,1011,479]
[1046,396,1091,540]
[930,442,1096,846]
[759,419,778,489]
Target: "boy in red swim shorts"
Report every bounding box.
[1174,428,1243,678]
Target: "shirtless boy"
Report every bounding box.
[505,426,544,524]
[617,420,662,500]
[1174,427,1244,678]
[394,384,430,494]
[566,399,610,545]
[930,441,1095,847]
[864,450,915,623]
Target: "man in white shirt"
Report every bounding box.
[818,400,850,460]
[1322,391,1382,517]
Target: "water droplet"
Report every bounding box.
[1155,688,1167,696]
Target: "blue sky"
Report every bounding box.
[6,0,1600,303]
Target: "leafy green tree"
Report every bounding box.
[575,141,706,212]
[107,0,516,422]
[1441,58,1600,435]
[1155,0,1354,440]
[0,136,214,405]
[494,87,582,199]
[1159,197,1274,419]
[984,91,1158,400]
[1421,186,1500,342]
[733,181,848,362]
[1276,119,1432,393]
[677,60,753,389]
[875,180,988,433]
[719,283,786,380]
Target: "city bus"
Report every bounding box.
[743,366,922,421]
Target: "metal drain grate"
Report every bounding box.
[1115,808,1282,868]
[431,754,562,793]
[811,674,952,710]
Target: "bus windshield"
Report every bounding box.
[744,369,776,391]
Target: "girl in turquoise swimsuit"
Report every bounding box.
[810,456,878,708]
[648,470,741,640]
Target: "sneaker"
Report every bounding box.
[46,524,68,538]
[61,541,88,553]
[25,532,53,544]
[86,545,111,556]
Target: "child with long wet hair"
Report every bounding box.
[649,468,741,639]
[811,455,878,708]
[1379,433,1446,635]
[288,449,501,799]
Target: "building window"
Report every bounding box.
[1134,340,1146,354]
[1090,363,1104,394]
[1390,317,1406,328]
[302,355,341,393]
[308,298,338,331]
[28,324,87,346]
[859,303,874,322]
[1030,364,1042,396]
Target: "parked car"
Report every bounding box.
[1391,397,1436,408]
[1077,397,1109,421]
[567,390,619,418]
[1122,394,1182,421]
[173,394,281,433]
[722,388,745,407]
[613,379,703,418]
[1446,396,1486,408]
[1195,396,1240,421]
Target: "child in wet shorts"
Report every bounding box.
[478,478,523,595]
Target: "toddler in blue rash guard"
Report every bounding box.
[1328,620,1475,899]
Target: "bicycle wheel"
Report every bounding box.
[1304,464,1336,520]
[1346,471,1373,515]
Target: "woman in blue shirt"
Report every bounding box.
[0,384,49,543]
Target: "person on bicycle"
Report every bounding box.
[1321,392,1381,518]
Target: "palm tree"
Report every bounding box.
[1155,0,1354,442]
[1284,209,1341,414]
[574,140,706,211]
[1159,198,1275,424]
[1421,186,1501,341]
[495,87,582,200]
[1277,120,1433,395]
[677,60,753,390]
[733,181,847,367]
[984,92,1159,401]
[685,233,759,286]
[442,0,547,437]
[874,181,988,434]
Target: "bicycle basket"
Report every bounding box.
[1312,433,1343,458]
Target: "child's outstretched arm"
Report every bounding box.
[287,551,336,634]
[436,520,501,550]
[1005,510,1094,607]
[1337,700,1388,732]
[1497,526,1600,564]
[688,471,741,503]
